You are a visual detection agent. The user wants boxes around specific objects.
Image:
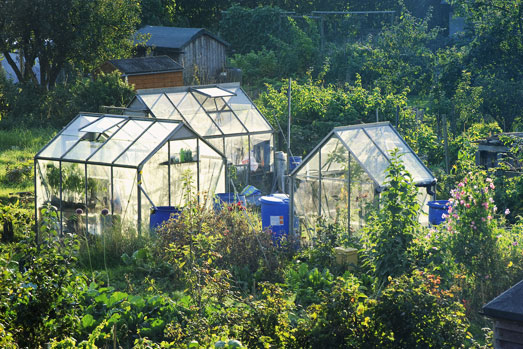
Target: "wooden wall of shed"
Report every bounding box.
[182,35,227,85]
[494,319,523,348]
[127,71,183,90]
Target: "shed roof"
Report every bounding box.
[35,113,224,168]
[290,122,436,189]
[483,279,523,322]
[108,56,183,75]
[135,26,229,51]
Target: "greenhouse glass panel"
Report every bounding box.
[38,115,98,158]
[320,179,347,222]
[320,137,349,178]
[113,167,138,234]
[295,152,320,180]
[89,120,150,164]
[86,164,111,235]
[198,141,226,206]
[114,122,177,166]
[365,125,409,155]
[80,117,125,133]
[251,134,272,172]
[211,111,246,135]
[193,87,235,98]
[233,106,272,133]
[337,129,389,185]
[293,176,320,223]
[401,153,434,183]
[150,94,183,121]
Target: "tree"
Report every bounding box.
[450,0,523,131]
[0,0,140,90]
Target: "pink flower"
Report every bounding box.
[486,178,493,183]
[482,218,486,222]
[465,203,470,208]
[505,208,510,215]
[482,202,489,209]
[487,215,492,220]
[490,183,495,189]
[460,200,465,205]
[489,197,494,203]
[458,182,464,187]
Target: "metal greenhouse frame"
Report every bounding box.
[34,113,227,237]
[289,122,436,235]
[127,83,275,187]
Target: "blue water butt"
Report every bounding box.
[214,193,246,211]
[150,206,181,231]
[289,156,302,172]
[260,194,291,244]
[427,200,450,225]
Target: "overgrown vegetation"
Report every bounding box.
[0,0,521,347]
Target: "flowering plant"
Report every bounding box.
[443,171,503,279]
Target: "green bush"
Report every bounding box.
[373,271,471,348]
[362,150,420,286]
[0,72,134,129]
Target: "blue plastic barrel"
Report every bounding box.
[260,194,290,244]
[289,156,302,172]
[150,206,181,231]
[214,193,246,211]
[427,200,450,225]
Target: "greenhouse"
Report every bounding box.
[34,113,227,235]
[127,82,274,189]
[289,122,436,234]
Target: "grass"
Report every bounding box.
[0,127,56,204]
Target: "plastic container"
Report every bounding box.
[427,200,451,225]
[150,206,181,231]
[260,194,291,244]
[213,193,246,211]
[289,156,302,172]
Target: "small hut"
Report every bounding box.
[98,56,184,90]
[483,280,523,348]
[135,26,229,85]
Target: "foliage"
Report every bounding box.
[363,150,421,286]
[0,201,32,242]
[257,75,408,155]
[0,206,85,347]
[222,6,322,86]
[373,270,471,348]
[285,262,334,306]
[0,0,141,89]
[0,72,134,128]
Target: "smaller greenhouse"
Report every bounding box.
[290,122,436,234]
[35,113,227,235]
[127,83,274,188]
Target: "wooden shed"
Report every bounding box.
[135,26,229,85]
[99,56,183,90]
[482,279,523,348]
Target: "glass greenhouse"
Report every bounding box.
[290,122,436,234]
[34,113,227,235]
[127,83,274,189]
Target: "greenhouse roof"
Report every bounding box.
[35,113,223,169]
[128,83,274,139]
[291,122,436,189]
